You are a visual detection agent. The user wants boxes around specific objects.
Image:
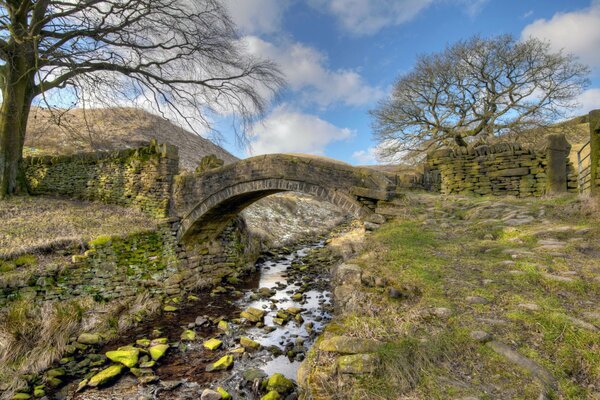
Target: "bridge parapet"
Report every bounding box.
[174,154,399,242]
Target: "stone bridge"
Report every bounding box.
[173,154,399,242]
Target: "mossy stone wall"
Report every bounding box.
[427,142,577,196]
[0,218,256,308]
[23,141,179,218]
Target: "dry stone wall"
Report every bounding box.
[0,218,257,308]
[426,142,577,196]
[23,141,179,218]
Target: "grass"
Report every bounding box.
[303,193,600,399]
[0,293,161,396]
[0,195,157,259]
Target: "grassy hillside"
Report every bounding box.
[25,107,238,171]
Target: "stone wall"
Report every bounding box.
[0,218,258,308]
[590,110,600,195]
[426,142,577,196]
[23,141,179,218]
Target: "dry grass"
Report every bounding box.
[0,293,162,398]
[0,195,157,259]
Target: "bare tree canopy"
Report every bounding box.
[370,34,590,161]
[0,0,284,197]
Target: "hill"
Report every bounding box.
[25,107,238,171]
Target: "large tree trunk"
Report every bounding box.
[0,56,34,198]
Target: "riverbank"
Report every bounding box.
[299,193,600,399]
[4,221,363,400]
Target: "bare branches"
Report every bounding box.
[371,34,590,160]
[0,0,284,140]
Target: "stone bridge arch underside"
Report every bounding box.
[174,154,399,242]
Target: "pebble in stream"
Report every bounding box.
[44,240,337,400]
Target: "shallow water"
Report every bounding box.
[61,240,334,399]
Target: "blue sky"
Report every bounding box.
[220,0,600,164]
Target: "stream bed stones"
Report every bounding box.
[29,237,341,400]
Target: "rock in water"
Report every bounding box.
[240,336,260,350]
[261,391,281,400]
[266,373,294,394]
[206,355,234,372]
[203,338,223,351]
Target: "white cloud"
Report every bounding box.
[576,88,600,114]
[455,0,489,17]
[352,147,380,164]
[308,0,434,35]
[222,0,290,35]
[248,104,353,155]
[243,36,384,107]
[522,1,600,69]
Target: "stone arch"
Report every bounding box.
[177,178,373,242]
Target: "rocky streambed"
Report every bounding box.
[19,238,343,400]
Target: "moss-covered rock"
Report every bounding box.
[240,336,261,350]
[180,329,197,341]
[217,386,232,399]
[77,333,102,345]
[203,338,223,351]
[266,373,294,394]
[88,364,124,387]
[149,344,169,361]
[106,347,139,368]
[336,353,380,375]
[260,390,281,400]
[206,355,234,372]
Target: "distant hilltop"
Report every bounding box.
[25,107,238,171]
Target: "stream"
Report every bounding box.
[54,239,337,400]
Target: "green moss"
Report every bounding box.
[13,255,37,267]
[89,235,113,248]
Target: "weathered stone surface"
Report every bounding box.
[174,154,397,241]
[200,389,222,400]
[336,353,380,374]
[487,341,556,389]
[426,139,577,197]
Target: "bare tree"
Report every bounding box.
[371,34,590,161]
[0,0,284,197]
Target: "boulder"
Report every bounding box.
[106,347,139,368]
